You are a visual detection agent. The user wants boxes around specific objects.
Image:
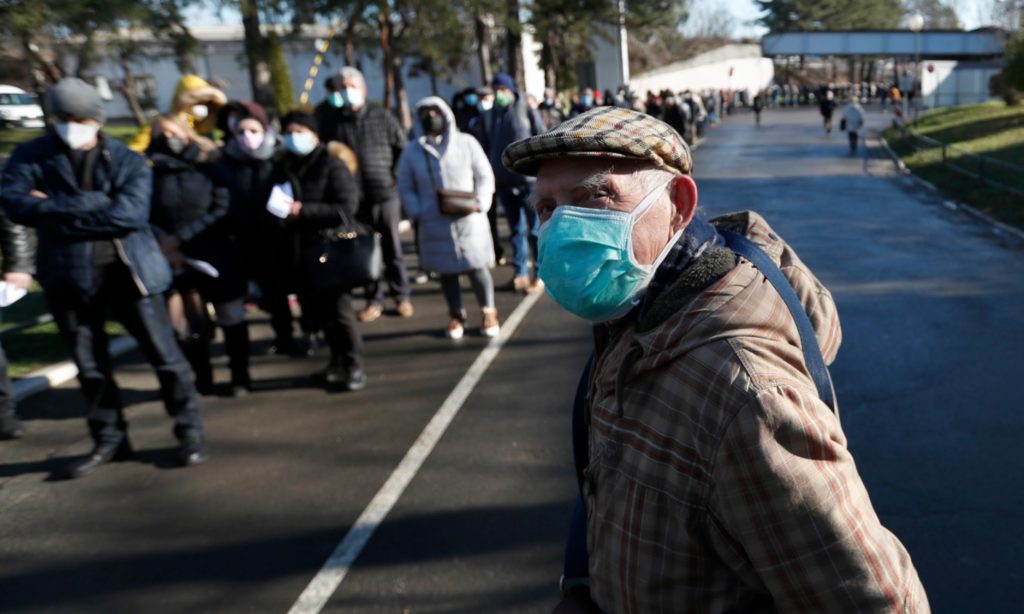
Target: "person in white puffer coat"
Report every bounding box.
[397,96,498,340]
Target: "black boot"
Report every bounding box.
[176,432,208,466]
[60,438,133,480]
[0,410,24,440]
[222,323,251,397]
[181,337,214,396]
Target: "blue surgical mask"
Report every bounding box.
[580,94,593,107]
[328,92,344,108]
[538,180,680,322]
[465,94,478,107]
[284,131,317,156]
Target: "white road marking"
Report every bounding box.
[287,290,545,614]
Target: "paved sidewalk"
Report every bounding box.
[697,106,1024,613]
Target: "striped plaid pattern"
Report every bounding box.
[501,106,692,177]
[583,211,928,613]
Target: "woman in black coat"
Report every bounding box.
[148,115,251,396]
[276,111,365,391]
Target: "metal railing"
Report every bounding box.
[893,123,1024,198]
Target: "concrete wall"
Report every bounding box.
[630,50,775,98]
[920,60,1001,108]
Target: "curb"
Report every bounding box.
[12,336,137,402]
[878,132,1024,243]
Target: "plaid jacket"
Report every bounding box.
[583,211,928,613]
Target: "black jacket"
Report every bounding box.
[1,132,170,296]
[0,209,34,275]
[219,146,284,276]
[276,145,360,250]
[149,146,241,283]
[313,103,405,206]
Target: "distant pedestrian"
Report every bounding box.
[0,211,33,440]
[1,78,207,477]
[820,90,837,134]
[314,67,413,324]
[148,114,252,397]
[753,94,765,125]
[397,98,499,340]
[842,99,866,154]
[471,73,545,294]
[275,111,366,392]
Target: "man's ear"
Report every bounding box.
[669,174,698,232]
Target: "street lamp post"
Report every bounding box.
[908,12,924,123]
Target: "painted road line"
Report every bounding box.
[287,290,545,614]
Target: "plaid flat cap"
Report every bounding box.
[502,106,692,176]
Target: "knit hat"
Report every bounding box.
[502,106,693,177]
[236,101,270,128]
[491,73,516,92]
[281,110,318,133]
[48,78,105,123]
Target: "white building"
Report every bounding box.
[629,44,775,98]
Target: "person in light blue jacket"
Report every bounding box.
[397,97,497,340]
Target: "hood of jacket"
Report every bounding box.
[621,210,842,375]
[413,96,457,157]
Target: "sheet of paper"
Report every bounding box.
[185,258,220,278]
[266,183,294,219]
[0,282,28,308]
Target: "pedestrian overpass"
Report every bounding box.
[761,29,1005,60]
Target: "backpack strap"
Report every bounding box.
[720,230,837,412]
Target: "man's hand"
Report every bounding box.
[159,234,182,257]
[3,272,32,289]
[288,200,303,219]
[165,249,185,268]
[29,190,47,199]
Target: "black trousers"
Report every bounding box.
[300,288,363,371]
[360,195,410,304]
[0,341,15,420]
[46,264,203,445]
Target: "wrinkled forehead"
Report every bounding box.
[535,157,650,195]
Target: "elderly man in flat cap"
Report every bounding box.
[503,107,929,613]
[0,78,207,478]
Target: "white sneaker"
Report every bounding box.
[481,308,500,338]
[445,318,465,340]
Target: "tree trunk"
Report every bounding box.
[505,0,525,91]
[21,33,63,85]
[474,13,492,85]
[377,11,394,110]
[541,36,558,91]
[119,55,148,127]
[240,0,274,109]
[392,57,412,132]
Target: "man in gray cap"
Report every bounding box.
[0,78,208,478]
[503,106,928,613]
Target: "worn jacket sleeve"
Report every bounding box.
[387,111,407,174]
[0,145,109,227]
[297,157,359,229]
[466,136,494,214]
[175,164,231,243]
[708,385,929,613]
[44,152,154,239]
[0,209,34,274]
[395,145,422,222]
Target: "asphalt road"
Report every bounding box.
[2,106,1022,613]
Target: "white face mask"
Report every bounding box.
[343,87,365,108]
[479,98,494,112]
[55,122,100,150]
[284,131,317,156]
[192,104,209,120]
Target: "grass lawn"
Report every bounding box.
[1,124,140,156]
[884,101,1024,229]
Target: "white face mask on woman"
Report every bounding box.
[55,122,100,150]
[284,131,317,156]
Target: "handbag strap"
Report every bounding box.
[562,231,837,593]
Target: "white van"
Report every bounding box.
[0,85,45,129]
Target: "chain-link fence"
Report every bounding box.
[893,124,1024,198]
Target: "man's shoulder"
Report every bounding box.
[9,134,57,162]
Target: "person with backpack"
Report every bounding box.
[471,73,545,294]
[502,107,928,613]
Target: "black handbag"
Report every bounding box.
[303,227,383,293]
[423,148,479,216]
